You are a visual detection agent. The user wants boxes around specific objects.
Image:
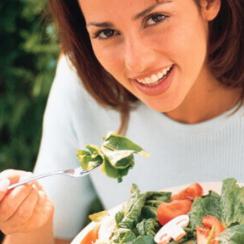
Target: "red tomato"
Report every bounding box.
[171,183,203,201]
[80,224,100,244]
[202,215,225,235]
[196,215,225,244]
[157,199,192,225]
[196,226,210,244]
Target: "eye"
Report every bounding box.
[144,13,168,27]
[93,29,120,40]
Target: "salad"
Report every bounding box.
[80,178,244,244]
[77,132,148,182]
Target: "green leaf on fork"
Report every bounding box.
[76,132,147,182]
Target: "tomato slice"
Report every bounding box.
[196,215,225,244]
[202,215,225,235]
[171,183,203,201]
[196,226,210,244]
[157,199,192,225]
[80,224,100,244]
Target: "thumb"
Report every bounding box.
[0,169,27,185]
[0,178,10,202]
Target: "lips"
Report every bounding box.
[131,65,175,96]
[137,65,173,85]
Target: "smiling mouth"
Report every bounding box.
[135,64,174,87]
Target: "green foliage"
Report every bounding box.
[0,0,59,171]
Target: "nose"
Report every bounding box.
[124,35,156,76]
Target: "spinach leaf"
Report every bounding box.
[76,145,103,170]
[111,184,171,244]
[111,228,137,243]
[101,157,134,182]
[169,241,196,244]
[114,184,146,230]
[118,194,147,229]
[220,178,244,226]
[77,133,146,182]
[218,224,244,243]
[103,133,143,152]
[114,235,155,244]
[187,179,244,242]
[131,235,155,244]
[136,218,159,236]
[189,191,221,230]
[142,191,171,218]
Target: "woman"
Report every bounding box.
[1,0,243,243]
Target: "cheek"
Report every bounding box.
[142,20,208,111]
[92,43,132,90]
[176,24,207,66]
[151,20,207,69]
[92,43,123,76]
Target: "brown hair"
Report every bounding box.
[49,0,244,133]
[195,0,244,88]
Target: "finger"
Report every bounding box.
[23,190,54,232]
[0,171,42,191]
[0,170,28,185]
[31,181,43,191]
[18,172,43,191]
[2,187,39,234]
[19,172,38,188]
[0,179,10,202]
[0,184,33,222]
[31,190,48,221]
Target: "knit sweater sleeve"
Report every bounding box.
[34,56,98,240]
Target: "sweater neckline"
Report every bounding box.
[140,103,244,135]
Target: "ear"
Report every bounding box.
[199,0,221,21]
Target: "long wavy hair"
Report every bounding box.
[48,0,244,134]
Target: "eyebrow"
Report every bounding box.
[86,0,172,28]
[134,0,172,20]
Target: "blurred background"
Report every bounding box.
[0,1,103,241]
[0,0,59,172]
[0,0,59,240]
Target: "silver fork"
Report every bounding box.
[7,165,100,190]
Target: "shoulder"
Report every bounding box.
[44,55,122,137]
[46,55,110,118]
[50,55,89,103]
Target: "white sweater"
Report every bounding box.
[34,56,244,239]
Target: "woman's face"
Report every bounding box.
[79,0,220,112]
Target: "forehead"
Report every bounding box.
[79,0,161,19]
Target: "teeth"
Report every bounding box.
[151,74,158,83]
[137,65,172,85]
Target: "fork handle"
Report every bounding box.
[7,170,64,190]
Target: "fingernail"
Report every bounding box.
[0,179,10,191]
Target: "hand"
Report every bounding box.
[0,169,54,235]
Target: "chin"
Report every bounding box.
[144,97,183,113]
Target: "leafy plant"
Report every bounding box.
[0,0,59,172]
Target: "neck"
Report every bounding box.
[165,68,241,124]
